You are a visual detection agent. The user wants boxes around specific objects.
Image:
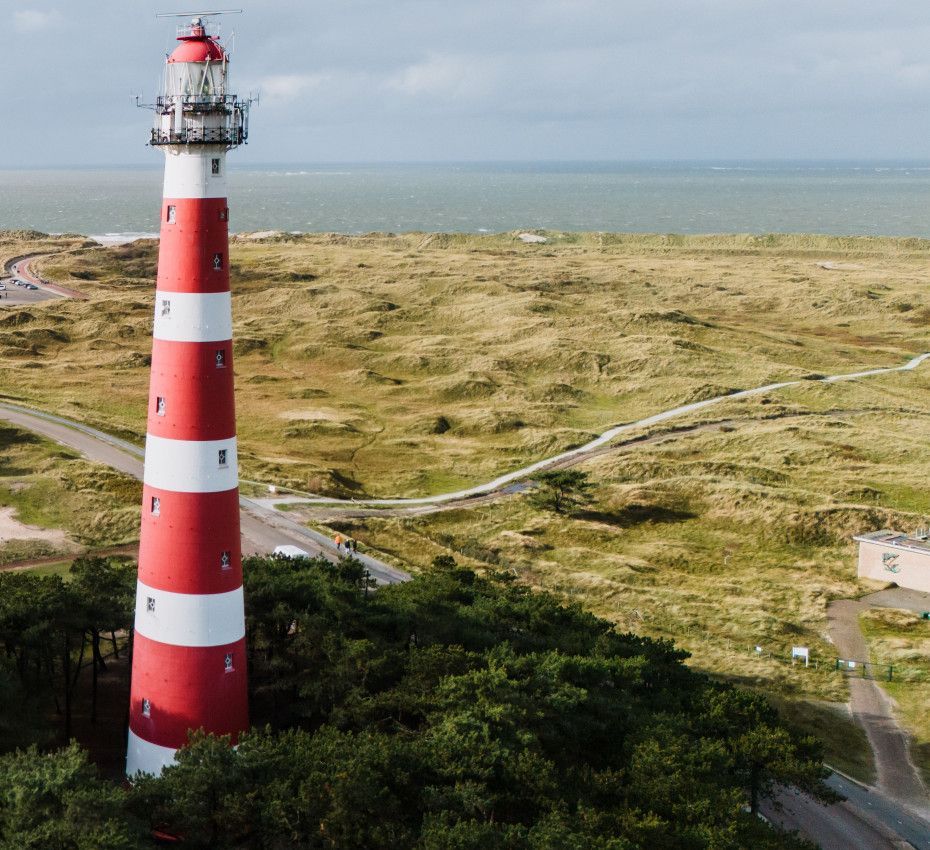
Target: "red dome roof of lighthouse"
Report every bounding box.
[168,36,226,64]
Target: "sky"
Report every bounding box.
[2,0,930,165]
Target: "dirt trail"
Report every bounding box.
[827,594,929,815]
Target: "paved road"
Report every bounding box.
[0,255,67,305]
[264,352,930,507]
[828,596,929,812]
[0,401,408,585]
[763,773,930,849]
[4,254,88,301]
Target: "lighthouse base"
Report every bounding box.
[126,729,176,777]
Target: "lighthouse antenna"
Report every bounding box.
[154,9,243,18]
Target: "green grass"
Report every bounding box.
[775,698,876,784]
[23,560,73,578]
[7,230,930,500]
[0,420,141,552]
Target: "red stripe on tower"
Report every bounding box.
[127,14,252,778]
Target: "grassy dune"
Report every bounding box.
[4,229,930,775]
[0,423,139,562]
[3,229,929,498]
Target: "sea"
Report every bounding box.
[3,161,930,242]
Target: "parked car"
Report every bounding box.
[273,545,312,560]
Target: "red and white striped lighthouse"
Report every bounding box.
[127,15,251,777]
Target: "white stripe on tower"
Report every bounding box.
[133,582,245,646]
[153,291,233,342]
[126,731,177,777]
[142,435,239,493]
[163,151,228,198]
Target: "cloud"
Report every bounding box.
[260,73,329,102]
[12,9,60,33]
[385,54,496,100]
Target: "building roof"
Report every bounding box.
[854,529,930,555]
[168,35,226,64]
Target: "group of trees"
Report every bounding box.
[0,556,135,748]
[0,553,829,848]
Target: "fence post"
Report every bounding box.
[888,665,893,682]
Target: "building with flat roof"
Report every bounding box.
[854,529,930,592]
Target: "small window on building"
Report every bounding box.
[161,299,171,317]
[142,698,151,718]
[218,449,228,467]
[215,348,226,368]
[151,496,161,516]
[155,397,166,416]
[212,252,223,271]
[146,596,156,613]
[219,208,228,222]
[166,205,176,224]
[224,653,234,673]
[211,158,221,176]
[220,550,231,570]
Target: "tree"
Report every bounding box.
[528,470,594,515]
[0,742,142,849]
[68,557,135,723]
[694,684,836,815]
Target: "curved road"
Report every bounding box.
[0,402,408,586]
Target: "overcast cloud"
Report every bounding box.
[1,0,929,165]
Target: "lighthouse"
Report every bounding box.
[126,15,251,777]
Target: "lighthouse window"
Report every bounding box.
[211,158,221,176]
[166,205,176,224]
[215,348,226,368]
[155,397,166,416]
[218,449,228,467]
[219,208,228,222]
[146,596,156,613]
[142,698,151,718]
[151,496,161,516]
[220,550,231,570]
[224,653,234,673]
[212,252,223,271]
[160,299,171,318]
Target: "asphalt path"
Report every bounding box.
[763,772,930,848]
[4,254,88,301]
[828,597,929,812]
[0,401,408,585]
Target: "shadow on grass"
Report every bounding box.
[0,425,42,476]
[576,504,696,528]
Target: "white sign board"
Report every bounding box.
[791,646,810,667]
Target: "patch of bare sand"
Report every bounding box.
[0,506,69,546]
[817,261,866,271]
